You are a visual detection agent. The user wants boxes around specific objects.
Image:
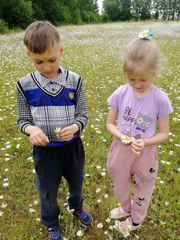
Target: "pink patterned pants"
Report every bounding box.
[107,137,158,223]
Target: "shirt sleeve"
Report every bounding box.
[107,87,122,112]
[157,93,173,119]
[16,82,34,134]
[74,78,88,132]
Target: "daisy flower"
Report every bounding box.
[121,135,132,144]
[54,127,61,133]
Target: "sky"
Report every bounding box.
[97,0,103,14]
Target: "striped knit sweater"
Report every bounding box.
[16,67,88,147]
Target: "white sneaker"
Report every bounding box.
[109,206,131,220]
[115,217,141,238]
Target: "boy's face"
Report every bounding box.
[27,42,63,79]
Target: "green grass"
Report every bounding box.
[0,22,180,240]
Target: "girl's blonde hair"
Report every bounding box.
[123,38,159,76]
[24,21,60,54]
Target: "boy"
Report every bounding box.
[16,21,92,240]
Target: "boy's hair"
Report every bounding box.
[24,21,60,54]
[123,39,159,76]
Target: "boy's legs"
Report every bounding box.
[107,138,135,213]
[33,146,64,228]
[63,138,85,212]
[63,138,92,226]
[131,145,158,224]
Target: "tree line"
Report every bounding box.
[0,0,100,32]
[103,0,180,21]
[0,0,179,33]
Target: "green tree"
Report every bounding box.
[103,0,121,21]
[119,0,131,21]
[131,0,152,20]
[72,9,83,24]
[32,0,71,24]
[93,0,99,13]
[0,0,102,28]
[78,0,100,23]
[103,0,131,21]
[153,0,168,20]
[153,0,180,20]
[31,0,44,20]
[0,0,33,28]
[0,18,8,33]
[32,0,100,25]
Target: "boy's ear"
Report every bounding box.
[59,45,64,55]
[26,50,31,58]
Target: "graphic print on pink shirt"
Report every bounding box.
[108,84,173,140]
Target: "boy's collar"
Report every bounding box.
[35,67,66,87]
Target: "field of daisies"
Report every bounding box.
[0,21,179,240]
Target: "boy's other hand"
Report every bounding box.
[56,124,79,141]
[25,126,49,146]
[131,138,145,155]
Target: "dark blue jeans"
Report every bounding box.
[33,138,85,228]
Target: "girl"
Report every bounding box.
[106,30,173,237]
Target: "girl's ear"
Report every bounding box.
[124,72,130,83]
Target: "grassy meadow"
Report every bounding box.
[0,22,180,240]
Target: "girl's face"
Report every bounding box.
[126,70,154,95]
[27,42,64,79]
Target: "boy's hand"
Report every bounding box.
[26,126,49,146]
[131,138,145,155]
[56,124,79,141]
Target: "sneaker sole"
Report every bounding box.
[109,212,131,220]
[74,213,93,227]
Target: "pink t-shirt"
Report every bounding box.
[108,83,173,139]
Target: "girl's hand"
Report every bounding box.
[131,138,145,155]
[56,124,79,141]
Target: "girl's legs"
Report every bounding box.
[107,138,136,213]
[131,145,158,224]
